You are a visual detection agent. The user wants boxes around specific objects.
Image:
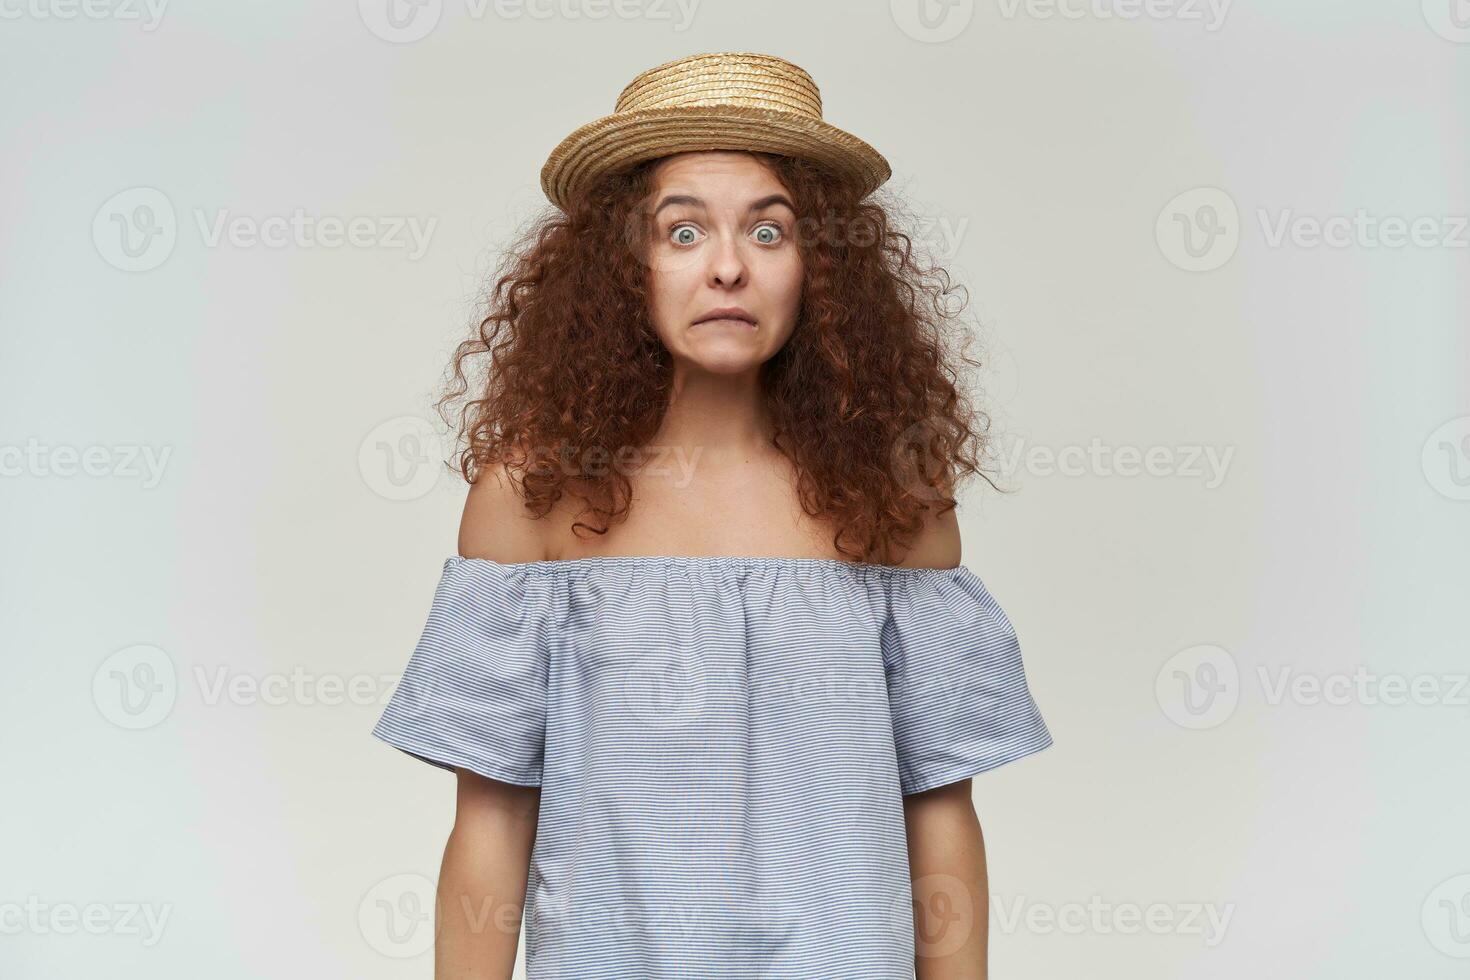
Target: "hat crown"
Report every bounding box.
[614,52,824,120]
[541,51,889,211]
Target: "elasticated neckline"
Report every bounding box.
[449,553,968,577]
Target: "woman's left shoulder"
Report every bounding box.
[895,503,961,569]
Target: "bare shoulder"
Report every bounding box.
[456,460,549,563]
[895,503,962,569]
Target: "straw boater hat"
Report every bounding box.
[539,51,891,211]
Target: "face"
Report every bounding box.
[642,151,804,376]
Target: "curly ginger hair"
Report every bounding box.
[437,151,1000,564]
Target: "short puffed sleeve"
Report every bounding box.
[372,557,551,787]
[882,566,1054,795]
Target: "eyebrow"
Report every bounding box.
[652,193,796,218]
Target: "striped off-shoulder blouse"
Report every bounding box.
[372,554,1053,979]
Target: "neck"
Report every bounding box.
[651,366,776,468]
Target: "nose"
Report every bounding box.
[706,230,747,289]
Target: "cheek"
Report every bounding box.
[770,254,804,315]
[651,264,694,304]
[647,267,698,340]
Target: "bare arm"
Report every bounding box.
[437,772,541,978]
[437,460,550,978]
[906,780,990,979]
[898,496,989,976]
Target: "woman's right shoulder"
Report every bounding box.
[457,459,549,563]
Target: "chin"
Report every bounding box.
[679,351,766,375]
[699,358,764,375]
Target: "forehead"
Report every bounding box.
[649,151,788,201]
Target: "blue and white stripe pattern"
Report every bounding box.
[373,554,1053,978]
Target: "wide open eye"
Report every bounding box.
[752,222,782,245]
[669,223,701,246]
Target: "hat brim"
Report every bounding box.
[540,104,891,211]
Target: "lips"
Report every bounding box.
[694,307,756,326]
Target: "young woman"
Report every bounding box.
[373,51,1053,979]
